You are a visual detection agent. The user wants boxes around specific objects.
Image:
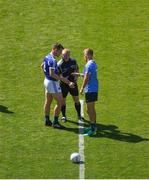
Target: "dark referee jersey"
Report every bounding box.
[57,58,79,84]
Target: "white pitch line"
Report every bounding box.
[79,100,85,180]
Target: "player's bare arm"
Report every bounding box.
[41,62,44,70]
[80,73,90,94]
[71,72,84,77]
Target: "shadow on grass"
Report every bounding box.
[54,118,89,134]
[73,161,84,165]
[0,105,14,114]
[62,119,149,143]
[94,123,149,143]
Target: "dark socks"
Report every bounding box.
[45,115,50,122]
[53,116,58,124]
[91,123,97,131]
[75,102,81,117]
[61,105,66,117]
[45,115,52,126]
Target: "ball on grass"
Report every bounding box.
[70,152,81,163]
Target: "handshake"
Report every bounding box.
[69,72,84,89]
[68,82,75,88]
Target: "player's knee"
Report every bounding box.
[57,101,62,106]
[74,101,80,105]
[62,103,66,107]
[61,99,66,106]
[45,100,50,107]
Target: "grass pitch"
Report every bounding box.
[0,0,149,178]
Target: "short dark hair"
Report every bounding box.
[52,43,64,50]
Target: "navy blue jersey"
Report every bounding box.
[57,58,79,82]
[43,53,59,81]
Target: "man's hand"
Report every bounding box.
[71,72,84,77]
[69,82,75,88]
[41,62,44,70]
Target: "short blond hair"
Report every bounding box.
[62,48,71,54]
[84,48,93,57]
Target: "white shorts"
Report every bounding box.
[44,78,61,93]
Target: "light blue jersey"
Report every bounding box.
[43,53,59,81]
[84,60,99,93]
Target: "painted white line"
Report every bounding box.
[79,100,85,180]
[80,99,84,117]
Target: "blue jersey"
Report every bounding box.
[43,53,59,81]
[84,60,99,93]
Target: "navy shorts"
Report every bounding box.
[85,92,98,103]
[60,83,79,98]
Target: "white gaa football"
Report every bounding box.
[70,152,81,163]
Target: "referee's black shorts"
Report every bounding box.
[60,83,79,98]
[85,92,98,103]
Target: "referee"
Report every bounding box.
[57,48,83,122]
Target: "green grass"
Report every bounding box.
[0,0,149,178]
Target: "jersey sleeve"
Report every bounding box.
[85,64,92,75]
[48,60,55,69]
